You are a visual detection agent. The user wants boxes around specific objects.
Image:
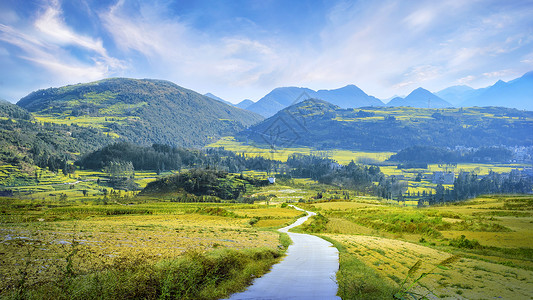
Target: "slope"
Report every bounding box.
[247,85,384,117]
[0,100,111,184]
[237,99,533,151]
[236,99,254,109]
[17,78,263,147]
[461,71,533,110]
[204,93,235,106]
[316,85,383,108]
[387,88,453,108]
[246,87,316,117]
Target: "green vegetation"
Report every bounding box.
[2,244,281,300]
[139,168,269,200]
[17,78,263,147]
[394,255,460,300]
[319,235,396,300]
[0,101,111,185]
[389,145,514,164]
[0,191,303,299]
[238,99,533,151]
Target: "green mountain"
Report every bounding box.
[237,99,533,151]
[17,78,263,147]
[0,100,111,179]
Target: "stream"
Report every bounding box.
[226,206,341,300]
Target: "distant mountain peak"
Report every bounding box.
[387,87,452,108]
[204,93,234,106]
[236,99,254,109]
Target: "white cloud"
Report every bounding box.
[457,75,477,85]
[0,0,123,85]
[1,0,532,102]
[99,0,286,95]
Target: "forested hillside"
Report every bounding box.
[238,99,533,151]
[17,78,263,147]
[0,101,111,174]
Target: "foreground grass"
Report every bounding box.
[319,235,396,300]
[0,196,302,299]
[4,246,280,300]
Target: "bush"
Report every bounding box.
[248,217,259,226]
[449,235,482,249]
[6,248,281,300]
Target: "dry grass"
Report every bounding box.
[0,201,293,294]
[326,234,533,299]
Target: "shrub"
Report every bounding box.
[449,235,482,249]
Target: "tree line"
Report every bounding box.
[388,145,515,164]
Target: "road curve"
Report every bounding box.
[226,206,340,300]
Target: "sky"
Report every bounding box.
[0,0,532,104]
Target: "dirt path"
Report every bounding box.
[227,206,340,300]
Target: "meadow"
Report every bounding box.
[0,190,303,299]
[2,157,533,299]
[298,195,533,299]
[206,136,394,164]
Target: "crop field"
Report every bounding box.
[206,136,394,164]
[0,195,302,296]
[33,114,129,138]
[326,234,533,299]
[300,194,533,299]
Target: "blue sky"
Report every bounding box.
[1,0,532,103]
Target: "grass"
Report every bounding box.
[318,235,396,299]
[292,193,533,299]
[0,194,303,298]
[324,234,533,299]
[3,246,282,300]
[206,136,394,164]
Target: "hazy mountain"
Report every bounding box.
[246,85,384,117]
[236,99,254,109]
[246,87,316,117]
[204,93,234,106]
[316,85,384,108]
[461,71,533,110]
[436,85,480,106]
[386,97,403,105]
[387,88,453,108]
[18,78,263,147]
[238,99,532,151]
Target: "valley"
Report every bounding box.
[1,77,532,299]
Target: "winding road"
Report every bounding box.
[227,206,341,300]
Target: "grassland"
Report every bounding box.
[207,136,394,164]
[0,185,304,299]
[298,195,533,299]
[2,159,532,299]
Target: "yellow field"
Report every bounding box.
[0,199,300,292]
[326,234,533,299]
[206,136,394,164]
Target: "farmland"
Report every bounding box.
[207,136,394,164]
[299,194,533,299]
[1,164,533,299]
[0,193,303,299]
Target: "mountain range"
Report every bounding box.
[201,71,531,117]
[204,93,234,106]
[238,99,533,151]
[204,93,255,110]
[236,99,254,109]
[387,88,452,108]
[246,85,384,117]
[18,78,263,147]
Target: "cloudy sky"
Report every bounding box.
[1,0,532,103]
